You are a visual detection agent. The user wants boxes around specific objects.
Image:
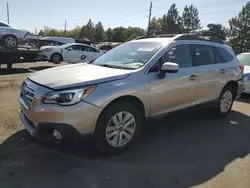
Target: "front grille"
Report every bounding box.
[20,83,35,108]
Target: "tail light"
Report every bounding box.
[239,65,244,72]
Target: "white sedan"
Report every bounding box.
[237,53,250,94]
[39,43,104,64]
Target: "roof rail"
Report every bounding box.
[133,34,225,44]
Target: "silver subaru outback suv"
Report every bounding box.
[19,34,243,154]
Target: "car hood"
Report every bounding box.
[28,63,132,90]
[40,46,61,51]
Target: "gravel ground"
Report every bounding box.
[0,62,250,188]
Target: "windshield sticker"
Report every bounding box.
[137,48,154,52]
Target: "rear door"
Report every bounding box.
[191,44,228,104]
[148,44,199,116]
[80,45,102,62]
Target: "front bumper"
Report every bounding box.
[20,96,103,139]
[37,52,50,61]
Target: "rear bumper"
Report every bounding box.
[236,79,244,99]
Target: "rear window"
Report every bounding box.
[216,47,234,62]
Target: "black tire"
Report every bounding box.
[213,85,234,118]
[7,63,13,69]
[3,35,18,49]
[50,53,62,64]
[95,101,142,155]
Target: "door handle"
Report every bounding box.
[189,75,197,81]
[220,69,225,74]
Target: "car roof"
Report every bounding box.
[61,43,100,50]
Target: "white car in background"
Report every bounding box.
[0,21,28,49]
[237,52,250,94]
[39,43,104,64]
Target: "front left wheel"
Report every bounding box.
[95,101,142,154]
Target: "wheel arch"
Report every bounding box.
[222,80,238,99]
[97,95,146,124]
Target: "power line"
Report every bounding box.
[153,10,239,17]
[153,0,247,9]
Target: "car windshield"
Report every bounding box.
[92,42,163,69]
[237,53,250,66]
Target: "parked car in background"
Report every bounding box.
[20,34,243,154]
[236,52,250,94]
[39,43,103,63]
[98,42,121,52]
[0,21,28,49]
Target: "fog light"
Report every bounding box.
[53,130,62,140]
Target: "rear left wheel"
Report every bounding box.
[95,102,142,155]
[213,85,234,117]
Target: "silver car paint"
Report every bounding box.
[29,63,132,90]
[20,38,243,135]
[0,24,27,41]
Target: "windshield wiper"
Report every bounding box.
[95,64,134,70]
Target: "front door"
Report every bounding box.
[63,45,82,63]
[148,44,199,116]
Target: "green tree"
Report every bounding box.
[149,17,162,34]
[105,28,113,41]
[200,24,227,40]
[182,5,201,33]
[164,4,183,34]
[112,27,127,42]
[229,1,250,53]
[94,21,105,42]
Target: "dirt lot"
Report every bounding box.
[0,62,250,188]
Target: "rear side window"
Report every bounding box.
[192,45,216,66]
[213,47,223,64]
[216,47,234,62]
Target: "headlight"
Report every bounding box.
[42,86,96,105]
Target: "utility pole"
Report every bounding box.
[7,2,10,24]
[64,20,67,33]
[147,2,152,36]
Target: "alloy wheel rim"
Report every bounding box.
[5,37,16,48]
[106,111,136,147]
[220,91,233,113]
[53,54,60,62]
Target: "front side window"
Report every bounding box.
[93,42,163,70]
[159,44,192,68]
[237,53,250,66]
[192,45,216,66]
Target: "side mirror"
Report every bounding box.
[67,48,72,51]
[161,62,179,73]
[158,62,179,79]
